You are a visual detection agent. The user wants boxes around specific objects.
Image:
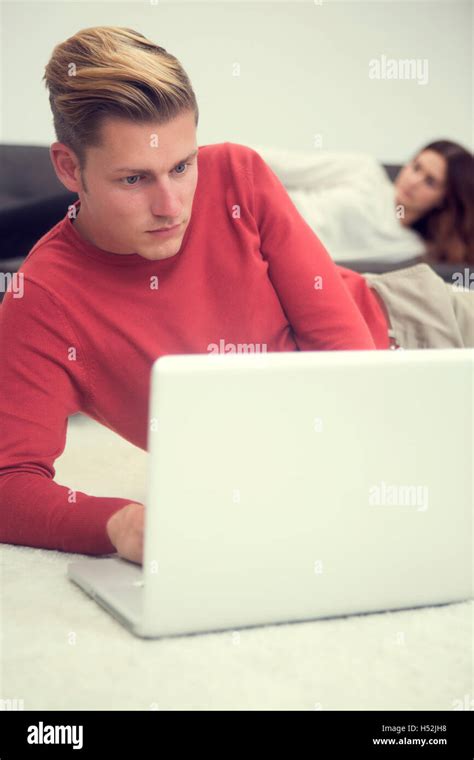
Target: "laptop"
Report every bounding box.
[67,348,473,638]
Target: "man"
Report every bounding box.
[0,27,469,566]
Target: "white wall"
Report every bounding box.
[1,0,471,164]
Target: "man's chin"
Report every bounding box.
[137,240,182,261]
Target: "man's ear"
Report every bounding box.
[49,142,83,194]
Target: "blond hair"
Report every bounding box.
[43,26,199,170]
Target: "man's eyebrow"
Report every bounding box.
[111,148,199,174]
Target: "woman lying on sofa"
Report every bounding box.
[250,139,474,266]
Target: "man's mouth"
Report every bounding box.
[147,222,182,236]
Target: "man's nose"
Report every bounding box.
[150,182,182,217]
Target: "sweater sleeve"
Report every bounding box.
[0,279,133,555]
[245,147,377,351]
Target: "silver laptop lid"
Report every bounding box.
[141,349,473,638]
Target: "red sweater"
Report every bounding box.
[0,142,389,556]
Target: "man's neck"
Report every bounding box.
[72,210,92,244]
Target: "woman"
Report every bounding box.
[251,140,474,349]
[361,141,473,350]
[394,140,474,265]
[251,139,474,266]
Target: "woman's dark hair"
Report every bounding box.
[410,140,474,265]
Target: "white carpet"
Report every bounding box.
[1,414,472,711]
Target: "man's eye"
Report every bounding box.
[122,175,142,186]
[120,162,192,186]
[173,161,191,175]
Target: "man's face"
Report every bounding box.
[52,110,199,261]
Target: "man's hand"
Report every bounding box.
[106,502,145,565]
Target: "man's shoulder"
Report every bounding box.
[19,216,67,266]
[12,212,76,298]
[199,141,257,157]
[198,141,260,178]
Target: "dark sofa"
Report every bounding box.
[0,145,77,275]
[0,145,470,298]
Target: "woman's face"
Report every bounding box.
[394,150,447,216]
